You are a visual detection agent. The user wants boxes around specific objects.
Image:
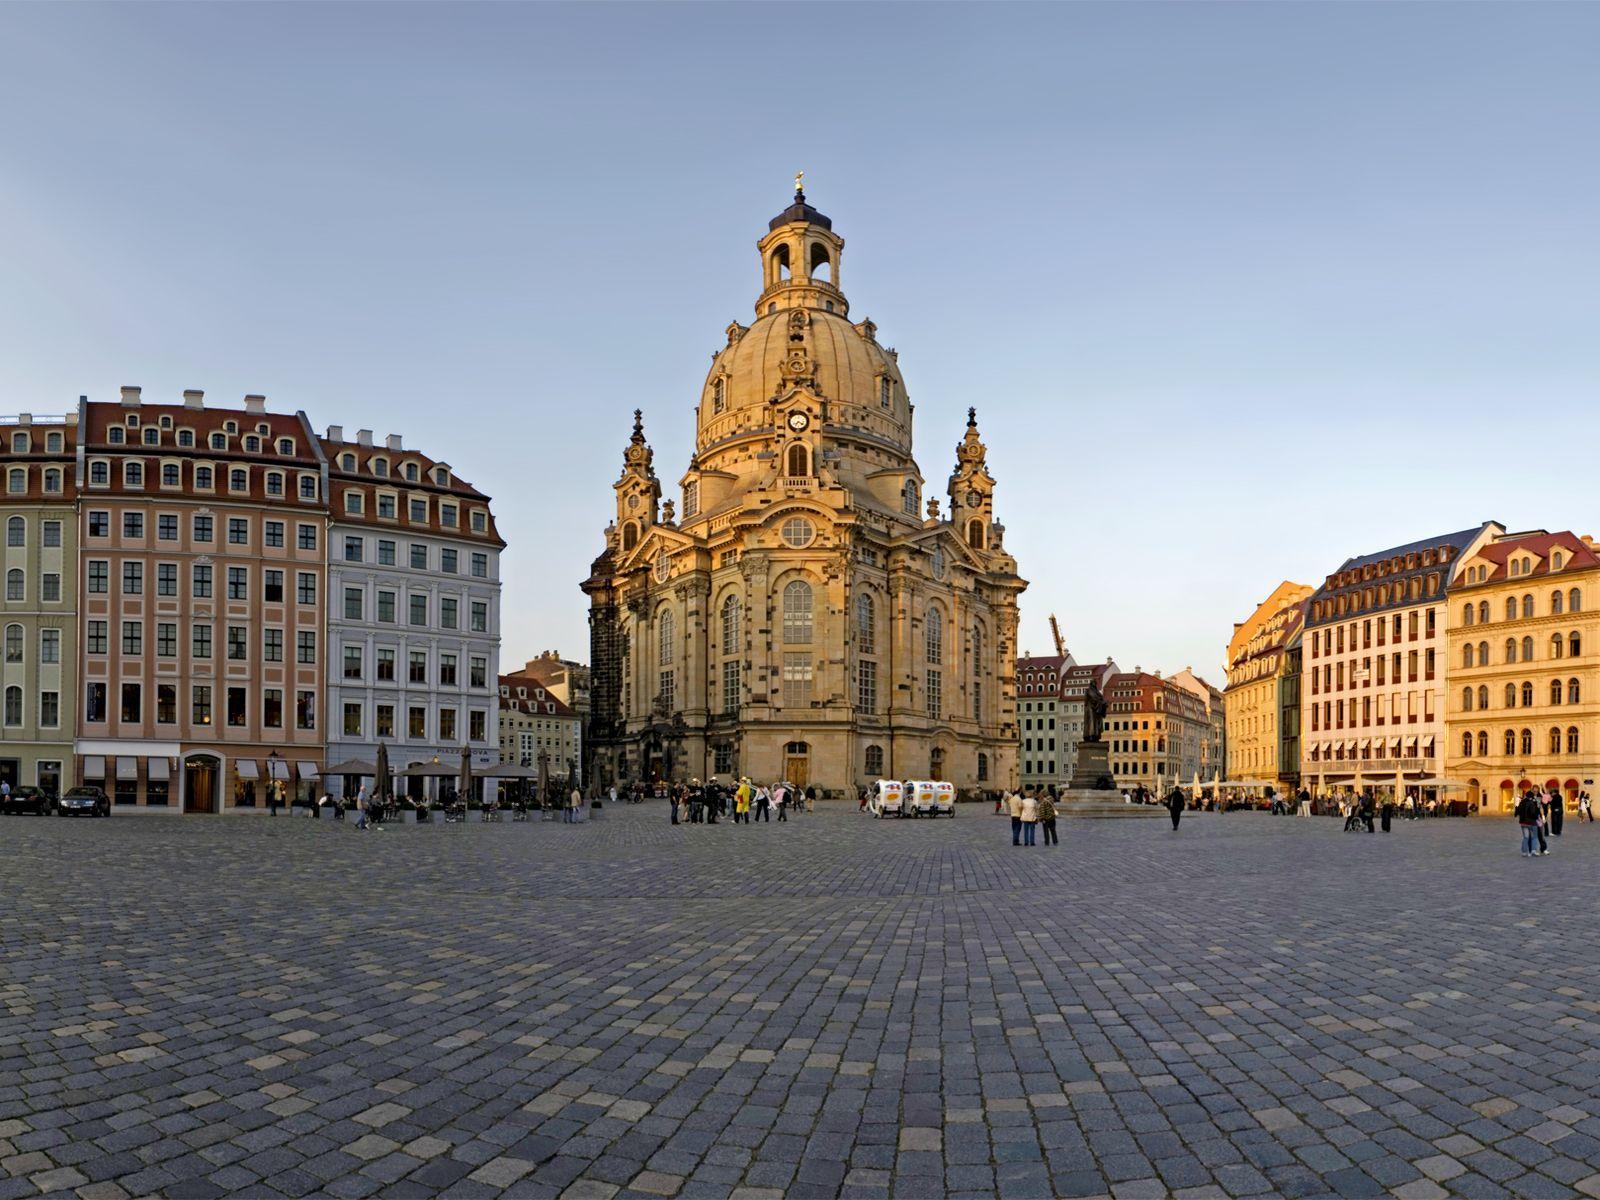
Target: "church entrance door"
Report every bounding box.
[783,742,809,789]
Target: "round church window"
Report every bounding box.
[781,518,815,548]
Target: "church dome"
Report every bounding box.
[705,308,902,420]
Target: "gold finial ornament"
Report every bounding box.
[794,170,804,196]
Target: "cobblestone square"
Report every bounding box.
[3,806,1598,1199]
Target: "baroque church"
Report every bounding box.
[583,186,1027,793]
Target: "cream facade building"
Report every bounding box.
[1445,529,1600,815]
[583,188,1027,793]
[1224,581,1312,788]
[1302,523,1500,800]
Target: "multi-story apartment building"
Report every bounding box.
[1224,581,1312,788]
[74,389,329,812]
[1171,666,1225,785]
[1278,624,1305,791]
[1,412,78,797]
[322,428,503,797]
[498,670,583,787]
[1105,669,1208,792]
[1016,652,1072,788]
[1301,523,1500,802]
[1445,529,1600,815]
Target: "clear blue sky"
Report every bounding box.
[3,4,1596,681]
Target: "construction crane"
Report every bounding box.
[1049,613,1065,659]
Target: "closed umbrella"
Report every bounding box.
[458,746,473,818]
[375,742,392,819]
[538,755,550,816]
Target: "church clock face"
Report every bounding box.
[966,489,981,506]
[787,411,810,432]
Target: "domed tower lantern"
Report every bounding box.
[756,172,848,319]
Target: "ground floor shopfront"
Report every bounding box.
[0,739,71,798]
[1301,750,1456,809]
[1446,756,1596,816]
[71,739,323,813]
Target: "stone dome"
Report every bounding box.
[706,308,900,417]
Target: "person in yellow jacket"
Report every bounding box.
[735,777,754,824]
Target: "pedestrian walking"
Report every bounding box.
[756,784,772,822]
[1533,790,1550,854]
[1166,787,1184,830]
[1516,790,1542,857]
[806,784,817,813]
[355,792,370,830]
[1380,797,1394,834]
[1038,792,1058,846]
[1550,789,1565,837]
[1019,789,1038,846]
[735,778,752,824]
[776,784,789,822]
[671,782,681,825]
[859,787,869,813]
[1007,788,1023,845]
[1580,791,1594,823]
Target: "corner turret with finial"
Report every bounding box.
[613,408,660,549]
[948,407,997,550]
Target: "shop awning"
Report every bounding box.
[82,755,106,779]
[1423,737,1436,758]
[116,757,138,781]
[146,758,170,782]
[295,761,320,780]
[235,759,260,780]
[267,758,292,781]
[1405,736,1419,754]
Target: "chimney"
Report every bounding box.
[385,434,403,452]
[326,425,344,442]
[243,394,266,415]
[183,389,204,410]
[18,413,32,425]
[119,386,141,407]
[356,429,373,447]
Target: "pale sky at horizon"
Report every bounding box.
[2,3,1596,683]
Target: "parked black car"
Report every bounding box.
[1,785,52,815]
[57,786,110,818]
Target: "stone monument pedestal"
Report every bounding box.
[1057,740,1161,818]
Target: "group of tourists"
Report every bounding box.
[995,785,1060,846]
[1514,785,1590,856]
[663,777,815,825]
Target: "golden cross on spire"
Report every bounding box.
[794,170,804,196]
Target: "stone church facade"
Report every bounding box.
[583,189,1026,794]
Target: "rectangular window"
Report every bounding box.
[265,520,285,548]
[297,523,317,551]
[378,539,395,566]
[469,710,486,741]
[441,548,458,574]
[441,505,457,529]
[42,519,61,547]
[296,690,315,730]
[227,626,246,661]
[408,706,426,738]
[343,702,363,737]
[377,591,395,623]
[297,572,316,605]
[410,543,427,570]
[38,572,56,603]
[722,660,740,716]
[344,646,363,679]
[192,685,212,726]
[378,494,396,519]
[470,656,486,688]
[192,564,212,598]
[409,651,427,683]
[659,668,676,711]
[158,514,178,540]
[440,597,457,629]
[85,682,107,723]
[409,594,427,626]
[228,518,248,545]
[857,659,878,714]
[227,687,246,727]
[376,704,395,738]
[193,515,213,542]
[343,588,363,620]
[264,569,284,603]
[192,623,212,659]
[263,628,283,662]
[157,684,176,724]
[782,653,813,708]
[409,499,427,523]
[86,620,108,655]
[123,512,143,538]
[122,620,142,656]
[227,567,247,600]
[376,647,396,681]
[470,601,487,632]
[926,668,942,717]
[89,511,110,537]
[157,623,176,657]
[88,560,108,593]
[264,688,283,729]
[471,552,488,579]
[39,691,59,727]
[344,535,363,563]
[439,707,457,741]
[40,629,60,663]
[157,562,177,596]
[122,561,143,595]
[439,653,457,686]
[120,682,141,722]
[295,630,316,664]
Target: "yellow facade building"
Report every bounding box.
[583,187,1027,793]
[1445,530,1600,814]
[1224,581,1311,788]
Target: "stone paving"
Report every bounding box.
[2,803,1598,1200]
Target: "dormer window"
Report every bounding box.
[224,420,238,434]
[159,415,173,429]
[108,427,125,445]
[341,453,355,471]
[409,498,427,523]
[299,475,317,500]
[405,463,418,482]
[209,433,226,450]
[440,504,458,528]
[177,430,194,448]
[124,461,144,487]
[471,510,487,533]
[194,466,213,489]
[143,427,159,445]
[1554,551,1565,570]
[256,422,269,436]
[378,494,396,519]
[46,432,62,453]
[126,414,140,429]
[265,471,284,497]
[345,491,363,515]
[9,432,26,452]
[244,435,261,453]
[434,467,449,486]
[372,458,388,477]
[229,467,248,491]
[277,437,294,455]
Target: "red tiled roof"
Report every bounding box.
[1465,531,1600,584]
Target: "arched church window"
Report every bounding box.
[720,595,741,656]
[782,580,813,644]
[712,377,725,415]
[856,593,875,654]
[808,242,831,282]
[865,745,884,776]
[966,519,984,550]
[976,752,988,781]
[682,481,698,520]
[902,480,917,515]
[925,607,943,665]
[780,517,814,548]
[658,610,674,667]
[880,377,891,408]
[931,544,946,580]
[771,243,790,282]
[786,443,809,477]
